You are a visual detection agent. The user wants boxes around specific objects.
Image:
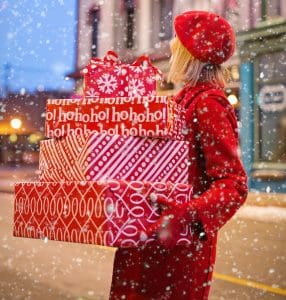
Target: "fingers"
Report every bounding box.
[150,193,176,209]
[156,218,182,249]
[146,213,173,241]
[146,220,160,237]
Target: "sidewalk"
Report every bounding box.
[246,191,286,207]
[1,165,285,207]
[0,165,39,193]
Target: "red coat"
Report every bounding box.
[110,83,248,300]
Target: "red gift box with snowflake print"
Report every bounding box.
[82,51,162,98]
[13,180,193,247]
[39,133,189,183]
[45,96,186,140]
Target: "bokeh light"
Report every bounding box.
[10,118,22,129]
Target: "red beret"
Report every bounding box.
[174,11,236,65]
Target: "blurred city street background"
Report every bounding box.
[1,0,286,299]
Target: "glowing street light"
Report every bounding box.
[9,133,18,143]
[10,118,22,130]
[227,94,238,106]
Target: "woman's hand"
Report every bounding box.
[147,196,204,248]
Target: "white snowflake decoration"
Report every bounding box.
[86,87,99,97]
[114,66,122,76]
[97,73,118,94]
[132,66,144,74]
[148,90,156,96]
[129,78,146,96]
[146,76,155,85]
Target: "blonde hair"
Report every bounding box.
[168,37,230,87]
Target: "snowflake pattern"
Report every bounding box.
[114,66,127,76]
[132,66,144,74]
[96,73,118,94]
[146,76,155,85]
[86,87,99,97]
[129,78,146,96]
[148,90,156,96]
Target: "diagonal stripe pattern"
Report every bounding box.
[39,133,189,183]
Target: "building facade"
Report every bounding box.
[238,12,286,192]
[70,0,286,192]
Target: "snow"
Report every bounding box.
[0,0,285,299]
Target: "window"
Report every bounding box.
[124,0,136,48]
[256,51,286,163]
[267,0,281,17]
[159,0,174,41]
[89,8,100,57]
[151,0,174,46]
[262,0,281,20]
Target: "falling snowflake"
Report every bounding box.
[129,78,145,96]
[97,73,118,94]
[86,87,99,97]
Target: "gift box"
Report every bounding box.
[13,180,194,247]
[82,51,162,98]
[39,133,189,183]
[45,96,186,140]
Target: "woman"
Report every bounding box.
[110,11,248,300]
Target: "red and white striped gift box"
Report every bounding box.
[44,96,186,140]
[13,180,193,247]
[39,133,189,183]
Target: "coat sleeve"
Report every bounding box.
[190,96,248,238]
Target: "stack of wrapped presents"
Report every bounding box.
[13,51,193,247]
